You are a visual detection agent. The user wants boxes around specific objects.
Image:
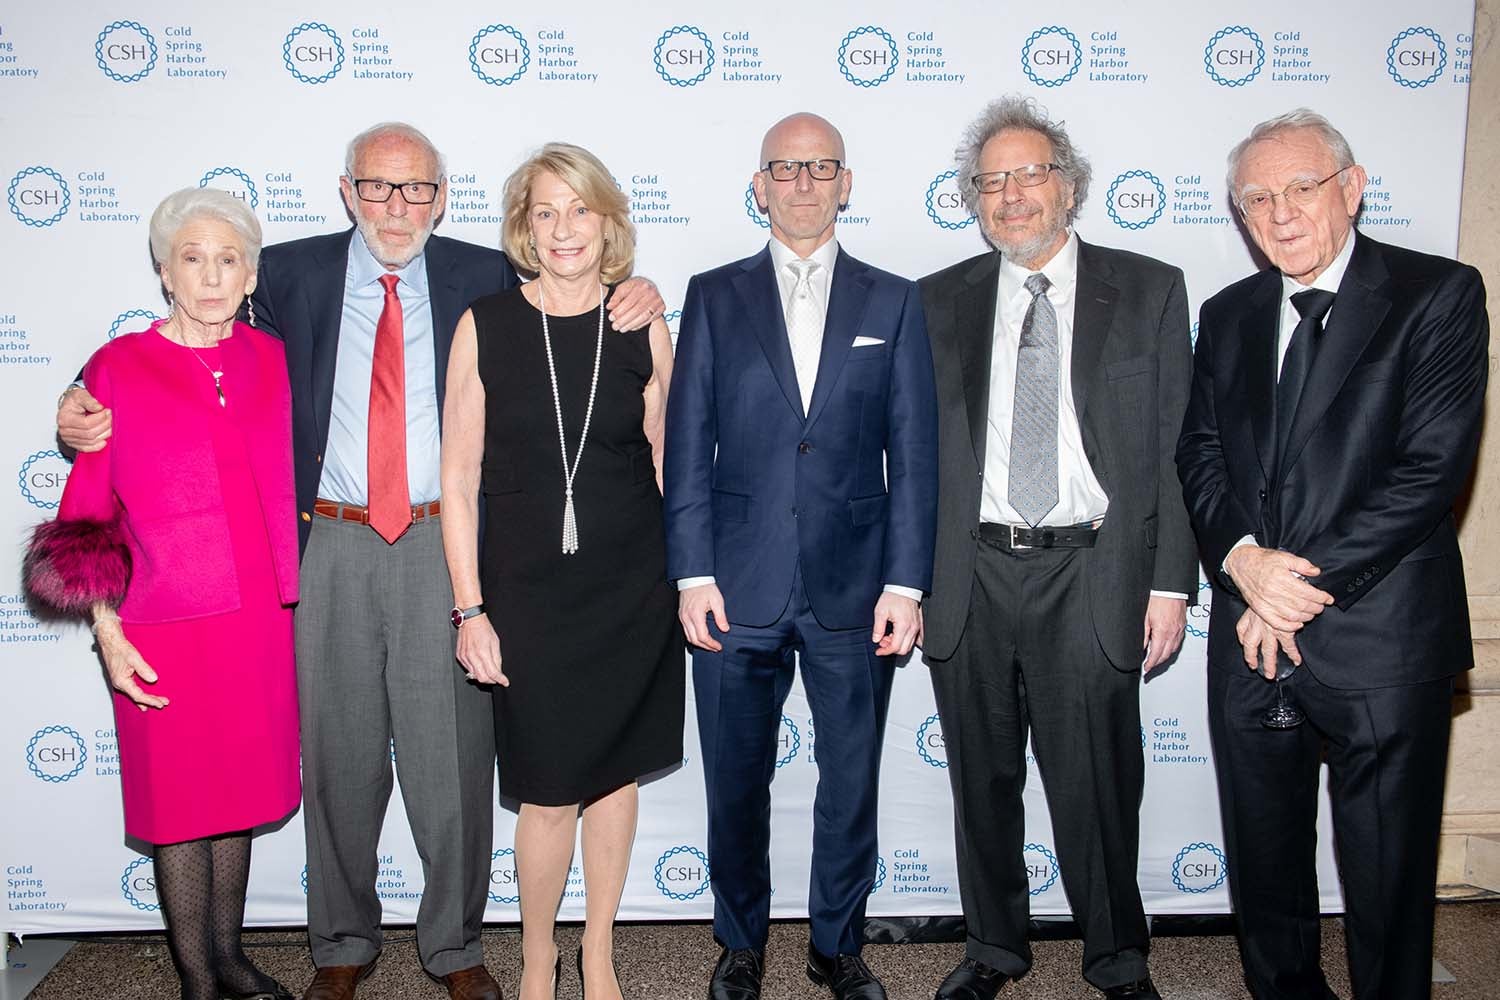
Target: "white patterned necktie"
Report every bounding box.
[1009,272,1059,527]
[784,258,823,413]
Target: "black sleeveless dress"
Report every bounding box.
[470,287,683,805]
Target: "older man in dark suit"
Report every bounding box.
[918,96,1196,1000]
[1178,109,1487,1000]
[57,121,663,1000]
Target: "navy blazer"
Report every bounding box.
[1178,232,1488,688]
[249,230,518,552]
[663,245,938,630]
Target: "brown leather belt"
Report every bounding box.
[976,520,1100,550]
[313,498,441,525]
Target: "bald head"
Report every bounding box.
[759,112,846,167]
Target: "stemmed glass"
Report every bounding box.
[1261,651,1304,729]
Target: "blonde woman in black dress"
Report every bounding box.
[440,143,682,1000]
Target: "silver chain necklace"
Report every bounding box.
[187,346,226,406]
[538,283,605,555]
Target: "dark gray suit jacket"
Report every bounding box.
[919,239,1197,668]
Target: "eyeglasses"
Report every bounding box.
[1236,168,1346,218]
[352,178,440,204]
[763,159,844,182]
[971,163,1060,194]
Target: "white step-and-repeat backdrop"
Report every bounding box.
[1,1,1477,935]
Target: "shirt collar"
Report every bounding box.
[998,229,1078,300]
[768,235,839,275]
[349,227,429,294]
[1280,228,1355,301]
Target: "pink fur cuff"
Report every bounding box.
[24,518,132,618]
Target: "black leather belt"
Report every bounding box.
[975,521,1101,550]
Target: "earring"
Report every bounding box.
[164,292,175,320]
[247,298,256,327]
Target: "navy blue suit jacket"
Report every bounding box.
[249,229,518,552]
[664,245,938,630]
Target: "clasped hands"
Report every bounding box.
[678,583,922,657]
[1224,545,1335,678]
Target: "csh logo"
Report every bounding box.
[776,714,801,768]
[198,167,258,210]
[743,181,769,229]
[654,844,711,900]
[654,26,714,87]
[1021,26,1082,88]
[18,450,70,509]
[1105,170,1166,230]
[26,726,87,783]
[121,856,161,911]
[110,308,164,339]
[1204,26,1264,87]
[1172,841,1229,893]
[837,26,898,88]
[95,20,158,83]
[925,169,976,231]
[469,24,531,86]
[869,855,887,895]
[916,713,947,768]
[8,167,71,228]
[1023,843,1060,896]
[1387,27,1447,88]
[1186,580,1212,638]
[489,847,519,905]
[283,22,345,84]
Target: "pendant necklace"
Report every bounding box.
[187,344,226,406]
[538,282,604,555]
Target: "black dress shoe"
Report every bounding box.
[934,956,1010,999]
[1102,978,1162,1000]
[220,980,294,1000]
[708,947,764,1000]
[805,944,887,1000]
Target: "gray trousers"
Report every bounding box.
[296,515,496,975]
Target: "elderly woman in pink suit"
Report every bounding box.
[25,187,299,1000]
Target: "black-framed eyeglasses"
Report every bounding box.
[352,178,440,204]
[1236,168,1346,218]
[971,163,1060,194]
[763,159,844,182]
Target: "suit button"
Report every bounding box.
[300,511,312,523]
[798,442,811,454]
[1258,489,1267,501]
[790,506,798,517]
[316,453,322,463]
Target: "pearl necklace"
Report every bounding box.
[538,283,604,555]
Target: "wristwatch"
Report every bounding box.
[450,604,486,629]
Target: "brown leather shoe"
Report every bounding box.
[302,956,378,1000]
[437,964,504,1000]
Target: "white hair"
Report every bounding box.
[344,121,447,179]
[148,187,262,270]
[1226,108,1356,198]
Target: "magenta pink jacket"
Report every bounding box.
[42,322,298,623]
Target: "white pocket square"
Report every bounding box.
[852,336,885,347]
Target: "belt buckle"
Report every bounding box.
[1010,524,1031,550]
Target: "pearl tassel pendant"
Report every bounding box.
[561,487,578,555]
[539,282,605,556]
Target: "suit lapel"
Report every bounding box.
[731,247,804,419]
[1239,273,1280,482]
[1071,240,1116,426]
[309,231,354,452]
[806,249,872,428]
[1278,234,1391,478]
[957,254,999,469]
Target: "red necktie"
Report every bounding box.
[368,273,410,544]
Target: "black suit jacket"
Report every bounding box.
[249,229,518,552]
[919,239,1198,668]
[1177,232,1488,689]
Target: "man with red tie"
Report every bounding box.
[58,121,663,1000]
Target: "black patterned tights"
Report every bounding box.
[154,832,281,1000]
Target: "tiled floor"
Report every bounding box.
[17,900,1500,999]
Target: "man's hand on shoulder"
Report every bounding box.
[606,277,665,332]
[58,386,111,453]
[1223,544,1333,633]
[873,592,921,657]
[678,582,729,652]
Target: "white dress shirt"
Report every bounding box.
[678,237,921,602]
[984,232,1185,601]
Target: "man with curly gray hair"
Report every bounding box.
[918,96,1196,1000]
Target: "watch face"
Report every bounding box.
[450,608,465,629]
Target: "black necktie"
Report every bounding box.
[1276,288,1336,462]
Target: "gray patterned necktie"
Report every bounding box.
[785,258,823,413]
[1009,272,1059,527]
